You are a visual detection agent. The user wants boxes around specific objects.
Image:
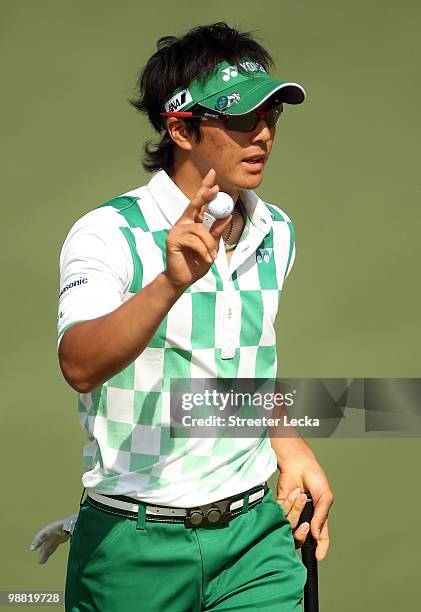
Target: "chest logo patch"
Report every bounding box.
[256,248,273,264]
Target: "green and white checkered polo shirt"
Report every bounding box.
[58,170,295,506]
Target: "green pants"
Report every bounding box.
[65,489,306,611]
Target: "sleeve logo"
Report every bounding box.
[59,277,88,297]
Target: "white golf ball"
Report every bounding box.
[207,192,234,218]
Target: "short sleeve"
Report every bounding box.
[284,239,296,280]
[57,211,134,349]
[264,201,296,283]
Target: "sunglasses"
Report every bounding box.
[160,103,283,133]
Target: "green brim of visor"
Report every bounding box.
[162,58,306,120]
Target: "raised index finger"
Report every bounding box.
[178,168,219,223]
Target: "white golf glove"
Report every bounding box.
[30,514,78,564]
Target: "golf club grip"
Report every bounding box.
[299,495,319,612]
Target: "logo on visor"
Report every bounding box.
[215,93,241,111]
[221,66,238,82]
[238,61,266,74]
[165,89,193,112]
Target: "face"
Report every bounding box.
[189,111,276,197]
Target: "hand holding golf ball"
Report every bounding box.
[202,192,234,230]
[164,169,232,289]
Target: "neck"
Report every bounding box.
[169,158,240,203]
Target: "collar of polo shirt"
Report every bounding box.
[147,171,274,234]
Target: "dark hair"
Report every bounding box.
[129,22,274,173]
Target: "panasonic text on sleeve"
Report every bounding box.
[59,277,88,298]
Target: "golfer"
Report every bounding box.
[50,22,333,611]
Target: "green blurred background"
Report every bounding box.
[1,0,420,609]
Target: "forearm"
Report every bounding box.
[269,430,318,468]
[58,272,185,393]
[268,403,318,468]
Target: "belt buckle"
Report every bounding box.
[185,500,231,528]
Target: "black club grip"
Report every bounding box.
[297,494,319,612]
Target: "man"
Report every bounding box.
[34,22,333,611]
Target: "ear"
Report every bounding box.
[166,118,194,152]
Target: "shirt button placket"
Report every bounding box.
[221,279,236,359]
